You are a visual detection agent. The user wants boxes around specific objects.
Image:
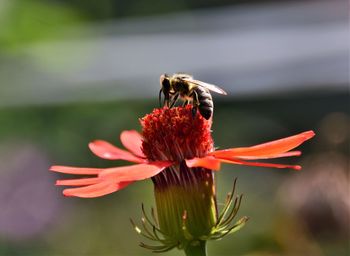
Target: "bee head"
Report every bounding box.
[160,73,171,91]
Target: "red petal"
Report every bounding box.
[236,151,301,160]
[210,131,315,159]
[56,177,101,186]
[99,162,172,182]
[120,130,145,157]
[89,140,145,163]
[63,181,132,198]
[217,157,301,171]
[50,165,102,175]
[185,157,221,171]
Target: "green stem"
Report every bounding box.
[184,240,207,256]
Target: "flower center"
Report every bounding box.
[140,106,213,162]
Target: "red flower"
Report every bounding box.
[50,106,314,198]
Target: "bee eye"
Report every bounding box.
[160,74,170,89]
[160,75,165,84]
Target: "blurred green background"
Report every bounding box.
[0,0,349,255]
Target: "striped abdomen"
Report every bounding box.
[195,86,213,120]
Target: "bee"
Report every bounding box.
[159,73,227,120]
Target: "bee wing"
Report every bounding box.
[182,78,227,95]
[174,73,193,79]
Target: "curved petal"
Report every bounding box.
[210,131,315,159]
[185,157,221,171]
[63,181,132,198]
[56,177,102,186]
[120,130,145,157]
[99,162,172,182]
[50,165,102,175]
[89,140,145,163]
[236,151,301,160]
[217,157,301,171]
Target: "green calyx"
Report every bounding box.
[131,177,248,255]
[155,178,217,244]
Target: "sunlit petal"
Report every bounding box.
[56,177,102,186]
[236,151,301,160]
[185,157,221,171]
[63,181,132,198]
[120,130,145,157]
[50,165,102,175]
[210,131,315,159]
[99,162,172,182]
[89,140,145,163]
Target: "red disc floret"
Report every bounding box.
[141,106,214,162]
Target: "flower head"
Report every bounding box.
[50,105,314,253]
[51,106,314,197]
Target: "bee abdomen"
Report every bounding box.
[195,87,213,120]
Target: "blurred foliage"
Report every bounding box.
[63,0,188,19]
[0,0,85,50]
[0,0,312,51]
[57,0,299,20]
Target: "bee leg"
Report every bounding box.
[169,93,180,108]
[164,94,170,108]
[191,105,197,117]
[182,100,189,107]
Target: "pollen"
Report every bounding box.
[140,106,214,162]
